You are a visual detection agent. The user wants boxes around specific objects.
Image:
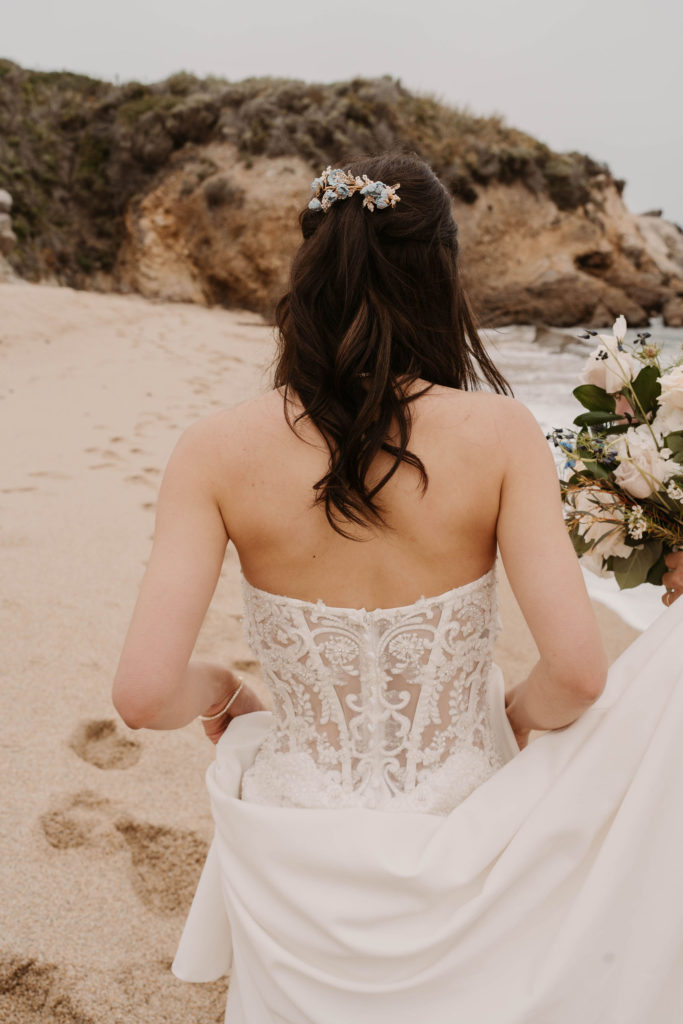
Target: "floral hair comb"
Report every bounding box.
[308,166,401,213]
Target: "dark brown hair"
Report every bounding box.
[274,152,511,536]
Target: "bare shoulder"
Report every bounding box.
[165,390,284,479]
[175,390,283,446]
[419,386,540,444]
[453,390,535,423]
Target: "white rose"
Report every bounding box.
[612,315,627,342]
[580,335,639,394]
[655,364,683,433]
[653,405,683,436]
[613,424,676,499]
[660,364,683,408]
[571,487,632,559]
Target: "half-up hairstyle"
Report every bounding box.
[274,152,511,537]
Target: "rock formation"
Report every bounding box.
[1,60,682,327]
[634,212,683,326]
[457,178,683,327]
[0,188,17,280]
[116,148,312,312]
[118,148,683,328]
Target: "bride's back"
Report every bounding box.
[215,382,508,610]
[113,151,607,773]
[214,153,512,609]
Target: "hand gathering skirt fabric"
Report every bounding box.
[173,597,683,1024]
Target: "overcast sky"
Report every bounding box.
[4,0,682,223]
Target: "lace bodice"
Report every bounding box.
[239,566,515,815]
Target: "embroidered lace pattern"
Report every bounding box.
[240,567,510,815]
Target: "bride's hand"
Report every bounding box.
[662,552,683,607]
[505,688,531,751]
[200,674,265,745]
[510,725,530,751]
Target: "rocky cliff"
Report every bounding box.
[0,187,17,280]
[1,59,682,326]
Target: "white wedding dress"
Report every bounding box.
[173,564,683,1023]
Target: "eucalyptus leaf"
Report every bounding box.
[573,411,621,428]
[582,460,613,479]
[571,533,591,557]
[629,366,661,415]
[573,409,618,425]
[664,432,683,453]
[664,433,683,464]
[600,422,630,435]
[611,541,662,590]
[572,384,616,413]
[646,550,669,587]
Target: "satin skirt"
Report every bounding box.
[173,598,683,1023]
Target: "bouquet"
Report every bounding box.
[549,316,683,589]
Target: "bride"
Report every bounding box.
[113,154,683,1022]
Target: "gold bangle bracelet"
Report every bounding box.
[198,679,244,721]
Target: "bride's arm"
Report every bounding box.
[112,418,261,731]
[495,400,608,743]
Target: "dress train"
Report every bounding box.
[173,597,683,1023]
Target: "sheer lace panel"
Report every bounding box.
[240,568,509,814]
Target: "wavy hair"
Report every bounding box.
[274,152,511,537]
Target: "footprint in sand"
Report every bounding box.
[114,819,209,915]
[39,792,209,915]
[0,955,95,1024]
[69,719,142,770]
[125,474,155,488]
[1,955,223,1021]
[114,958,227,1019]
[39,791,121,851]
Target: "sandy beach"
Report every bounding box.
[0,282,639,1023]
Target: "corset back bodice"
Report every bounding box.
[239,566,516,815]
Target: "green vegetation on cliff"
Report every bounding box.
[0,59,619,286]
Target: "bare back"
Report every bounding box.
[211,384,506,609]
[113,146,607,750]
[114,370,607,748]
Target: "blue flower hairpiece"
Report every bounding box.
[308,166,401,213]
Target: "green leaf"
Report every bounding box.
[570,532,591,557]
[664,432,683,453]
[580,459,613,479]
[611,541,662,590]
[572,384,616,413]
[598,422,630,435]
[573,410,621,428]
[646,550,669,587]
[568,458,612,480]
[664,433,683,464]
[628,366,661,415]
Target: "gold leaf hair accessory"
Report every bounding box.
[308,166,401,213]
